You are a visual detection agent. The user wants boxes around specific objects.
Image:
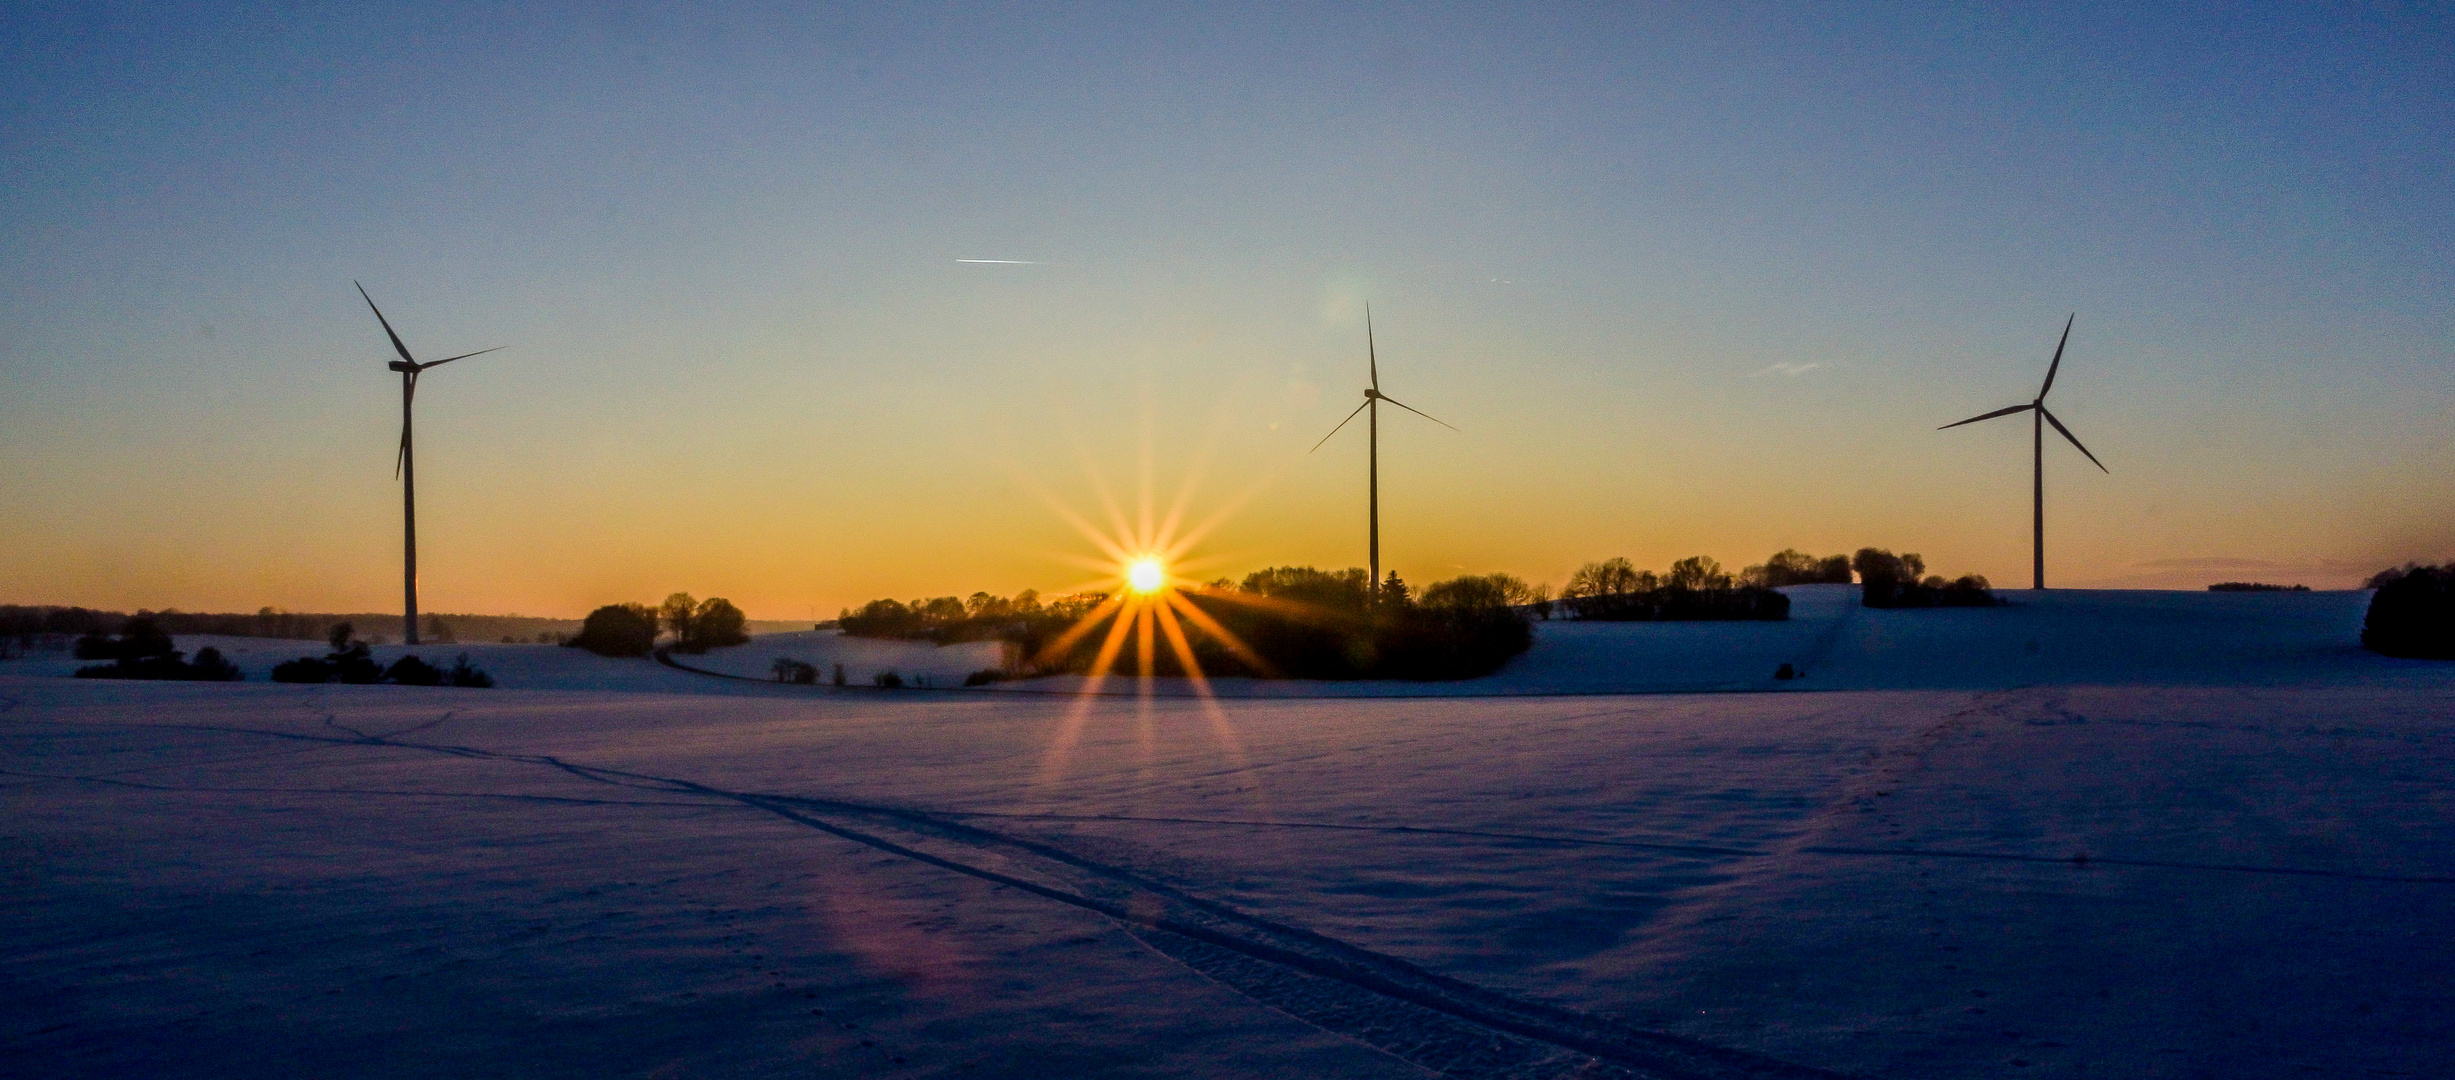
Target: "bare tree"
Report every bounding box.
[659,593,697,643]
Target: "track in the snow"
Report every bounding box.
[8,708,1850,1080]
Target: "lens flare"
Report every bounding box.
[1127,557,1164,594]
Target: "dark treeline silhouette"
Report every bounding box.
[653,593,750,654]
[2209,582,2311,592]
[2363,563,2455,659]
[0,605,575,649]
[1117,568,1534,681]
[838,590,1108,648]
[1559,556,1791,621]
[71,618,241,681]
[1852,549,1997,608]
[839,569,1538,682]
[1740,549,1855,588]
[269,623,493,686]
[567,594,750,657]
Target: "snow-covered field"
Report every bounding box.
[4,588,2450,1077]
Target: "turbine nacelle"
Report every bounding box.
[387,361,417,373]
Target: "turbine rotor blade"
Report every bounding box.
[1375,393,1457,431]
[394,425,409,479]
[1365,303,1378,391]
[1309,399,1371,453]
[418,345,504,370]
[2038,404,2108,472]
[355,281,417,365]
[2038,312,2074,398]
[1937,402,2035,430]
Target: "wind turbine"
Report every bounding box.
[1939,313,2107,590]
[1310,305,1455,601]
[356,282,501,646]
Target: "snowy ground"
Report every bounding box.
[4,589,2451,1078]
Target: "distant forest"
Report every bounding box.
[0,605,808,657]
[0,606,579,647]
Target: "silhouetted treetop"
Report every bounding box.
[2363,562,2455,659]
[1853,547,1995,608]
[1560,556,1787,621]
[568,603,659,657]
[675,597,748,654]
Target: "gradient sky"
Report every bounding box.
[4,2,2451,619]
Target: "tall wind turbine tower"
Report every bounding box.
[356,282,501,645]
[1310,306,1455,600]
[1939,314,2107,589]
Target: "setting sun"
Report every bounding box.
[1126,557,1165,594]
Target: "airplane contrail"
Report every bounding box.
[956,258,1045,265]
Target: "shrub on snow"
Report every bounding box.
[2363,564,2455,660]
[568,604,659,657]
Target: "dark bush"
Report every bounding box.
[1853,548,1998,609]
[331,644,384,683]
[270,656,334,683]
[963,668,1007,686]
[69,620,243,681]
[268,624,388,684]
[187,647,241,681]
[2209,582,2310,592]
[385,655,445,686]
[447,654,495,688]
[772,658,819,684]
[2363,564,2455,659]
[74,618,176,662]
[874,670,905,688]
[568,603,660,657]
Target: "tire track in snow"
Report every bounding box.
[7,711,1846,1080]
[727,791,1852,1080]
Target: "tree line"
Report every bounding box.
[1558,555,1792,620]
[1553,546,1996,615]
[59,616,494,686]
[837,590,1110,648]
[71,618,240,681]
[567,593,750,657]
[0,605,574,652]
[268,623,495,686]
[836,568,1542,681]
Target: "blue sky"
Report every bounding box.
[4,3,2450,615]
